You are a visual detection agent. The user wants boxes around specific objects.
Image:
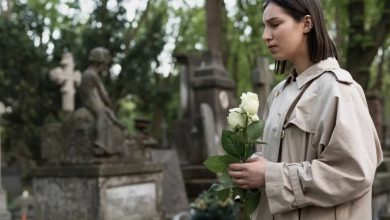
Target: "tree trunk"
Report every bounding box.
[346,0,366,87]
[346,0,390,144]
[205,0,223,55]
[346,0,390,90]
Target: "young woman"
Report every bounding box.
[228,0,383,219]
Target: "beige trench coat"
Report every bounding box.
[252,58,383,220]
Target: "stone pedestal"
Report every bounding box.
[32,163,163,220]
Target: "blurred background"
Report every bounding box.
[0,0,389,219]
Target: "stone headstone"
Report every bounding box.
[0,189,11,220]
[0,101,11,220]
[150,149,188,218]
[372,172,390,220]
[49,53,81,111]
[171,119,198,165]
[1,167,22,202]
[252,57,273,117]
[200,103,220,156]
[175,54,202,121]
[173,54,202,165]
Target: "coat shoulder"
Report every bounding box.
[314,69,363,96]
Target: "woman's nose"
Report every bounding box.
[262,28,272,42]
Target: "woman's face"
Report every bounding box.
[262,3,308,61]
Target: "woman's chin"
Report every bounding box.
[273,55,286,61]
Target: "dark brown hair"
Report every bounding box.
[264,0,338,74]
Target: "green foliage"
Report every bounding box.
[174,6,206,53]
[203,155,241,173]
[0,3,62,167]
[190,189,239,220]
[246,121,263,142]
[0,0,177,170]
[220,130,245,159]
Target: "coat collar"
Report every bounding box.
[285,57,352,89]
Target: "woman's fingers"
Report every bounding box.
[232,177,248,186]
[229,162,245,171]
[228,169,245,178]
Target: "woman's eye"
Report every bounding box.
[271,23,280,28]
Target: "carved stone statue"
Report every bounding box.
[41,48,150,165]
[80,47,125,154]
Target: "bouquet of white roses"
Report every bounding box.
[204,92,264,220]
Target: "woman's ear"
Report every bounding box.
[303,15,313,33]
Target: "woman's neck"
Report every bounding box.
[292,56,313,75]
[291,43,313,75]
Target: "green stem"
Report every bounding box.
[244,190,248,220]
[243,114,249,219]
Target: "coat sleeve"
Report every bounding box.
[264,81,383,214]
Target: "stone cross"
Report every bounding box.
[49,52,81,111]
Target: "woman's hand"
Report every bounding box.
[228,156,268,189]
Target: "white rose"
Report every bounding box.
[239,92,259,115]
[250,114,259,123]
[227,108,245,129]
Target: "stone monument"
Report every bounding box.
[49,52,81,112]
[252,57,273,117]
[191,51,236,161]
[173,51,237,199]
[33,48,163,220]
[0,101,11,220]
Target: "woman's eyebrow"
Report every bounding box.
[264,17,280,23]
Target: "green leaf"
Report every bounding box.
[247,189,261,216]
[203,155,228,173]
[203,155,241,173]
[219,154,241,164]
[219,170,233,186]
[221,130,244,159]
[244,144,256,160]
[247,121,263,142]
[216,187,231,202]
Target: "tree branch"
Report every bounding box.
[126,0,151,47]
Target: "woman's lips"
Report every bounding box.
[268,45,277,53]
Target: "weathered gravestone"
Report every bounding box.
[173,51,237,199]
[150,149,189,218]
[0,102,11,220]
[172,54,202,165]
[252,57,274,117]
[33,48,163,220]
[372,157,390,220]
